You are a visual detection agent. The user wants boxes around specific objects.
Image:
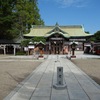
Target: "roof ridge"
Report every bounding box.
[31,25,82,29]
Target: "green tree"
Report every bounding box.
[32,37,46,43]
[94,31,100,41]
[0,0,44,39]
[12,0,44,38]
[85,31,90,34]
[89,37,95,42]
[21,39,30,46]
[0,0,16,39]
[89,31,100,42]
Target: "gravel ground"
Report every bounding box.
[0,58,42,100]
[0,54,100,99]
[71,58,100,85]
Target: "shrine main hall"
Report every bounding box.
[24,23,92,54]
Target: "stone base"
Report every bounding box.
[53,84,67,90]
[38,56,44,60]
[71,55,76,58]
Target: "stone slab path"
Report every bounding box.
[4,55,100,100]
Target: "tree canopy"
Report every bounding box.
[89,31,100,42]
[32,37,46,43]
[0,0,44,39]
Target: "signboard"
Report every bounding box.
[28,45,34,49]
[70,39,86,42]
[50,38,63,40]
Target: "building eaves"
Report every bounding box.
[45,31,70,38]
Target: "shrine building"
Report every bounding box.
[24,23,93,54]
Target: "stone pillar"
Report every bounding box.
[13,45,16,56]
[53,67,67,89]
[4,45,6,55]
[57,67,63,85]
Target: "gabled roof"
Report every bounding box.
[24,24,92,38]
[45,24,69,38]
[46,23,68,34]
[45,31,70,38]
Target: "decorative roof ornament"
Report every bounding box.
[54,22,59,32]
[55,22,59,26]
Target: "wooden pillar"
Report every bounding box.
[46,44,49,54]
[49,41,51,54]
[83,42,84,51]
[46,44,48,54]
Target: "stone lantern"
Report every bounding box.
[70,41,77,58]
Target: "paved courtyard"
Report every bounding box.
[4,55,100,100]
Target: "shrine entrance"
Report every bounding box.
[50,39,63,54]
[45,25,69,54]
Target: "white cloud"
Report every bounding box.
[39,0,88,8]
[54,0,88,8]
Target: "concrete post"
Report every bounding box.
[57,67,63,85]
[14,45,16,56]
[53,67,67,89]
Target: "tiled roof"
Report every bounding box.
[24,25,92,38]
[0,39,15,44]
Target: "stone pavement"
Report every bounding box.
[4,55,100,100]
[67,51,100,59]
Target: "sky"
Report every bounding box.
[38,0,100,34]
